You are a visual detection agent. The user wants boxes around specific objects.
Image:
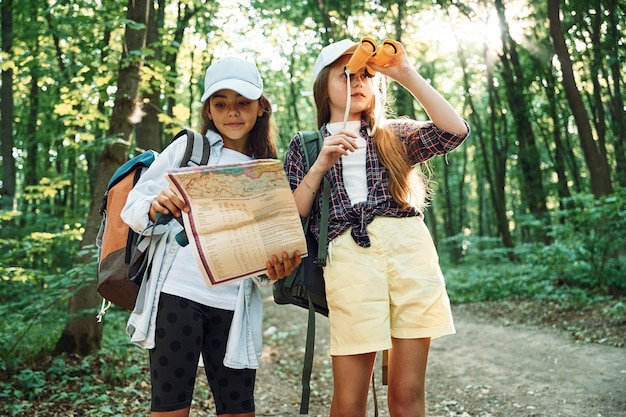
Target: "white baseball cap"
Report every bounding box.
[313,39,357,81]
[201,56,263,102]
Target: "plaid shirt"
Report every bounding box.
[284,118,469,248]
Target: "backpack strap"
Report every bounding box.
[296,130,330,414]
[145,129,210,247]
[298,130,329,266]
[104,150,158,192]
[317,181,330,266]
[171,128,211,168]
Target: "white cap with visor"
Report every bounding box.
[201,56,263,102]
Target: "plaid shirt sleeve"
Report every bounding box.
[391,120,470,165]
[283,133,308,192]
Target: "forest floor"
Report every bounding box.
[3,289,625,416]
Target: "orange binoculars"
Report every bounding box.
[345,37,401,76]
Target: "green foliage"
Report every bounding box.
[518,189,626,295]
[544,190,626,292]
[0,230,84,280]
[0,307,151,417]
[0,213,85,280]
[0,210,94,365]
[446,260,537,303]
[0,264,94,367]
[444,189,626,307]
[605,300,626,320]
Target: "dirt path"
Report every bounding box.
[257,293,626,417]
[425,309,626,417]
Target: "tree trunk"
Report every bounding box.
[392,1,415,118]
[24,68,39,188]
[316,0,333,44]
[135,0,162,152]
[56,0,150,356]
[459,36,516,257]
[588,4,607,161]
[0,0,16,208]
[547,0,613,198]
[162,1,199,145]
[487,78,516,258]
[495,0,548,244]
[605,0,626,187]
[543,69,572,208]
[425,204,439,250]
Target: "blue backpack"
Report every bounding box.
[96,129,210,315]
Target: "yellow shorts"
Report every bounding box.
[323,216,455,356]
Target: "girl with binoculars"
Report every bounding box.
[284,38,470,417]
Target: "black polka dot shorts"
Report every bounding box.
[149,292,256,414]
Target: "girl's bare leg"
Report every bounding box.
[387,337,431,417]
[329,352,377,417]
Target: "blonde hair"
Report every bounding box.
[313,66,430,210]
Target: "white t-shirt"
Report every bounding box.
[161,148,253,310]
[328,121,368,205]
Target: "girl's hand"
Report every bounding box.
[310,129,358,173]
[367,41,413,82]
[293,129,358,217]
[149,187,189,222]
[266,251,302,281]
[368,40,468,135]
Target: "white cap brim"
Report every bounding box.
[201,79,262,102]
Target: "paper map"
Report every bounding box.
[166,159,307,286]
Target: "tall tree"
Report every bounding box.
[0,0,15,208]
[134,0,163,152]
[495,0,548,241]
[547,0,613,198]
[542,66,573,207]
[136,0,208,151]
[484,44,516,256]
[162,1,205,141]
[55,0,150,355]
[23,35,39,190]
[604,0,626,187]
[386,0,416,119]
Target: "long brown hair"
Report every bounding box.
[313,66,429,209]
[199,94,278,159]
